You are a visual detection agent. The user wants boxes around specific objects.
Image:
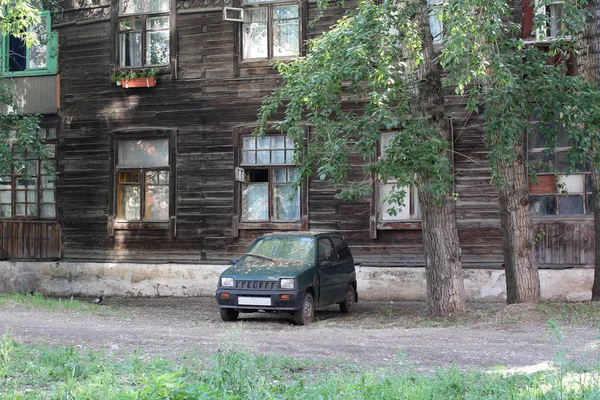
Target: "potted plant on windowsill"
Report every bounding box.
[111,68,158,88]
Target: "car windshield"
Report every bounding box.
[243,236,315,264]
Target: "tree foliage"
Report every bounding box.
[441,0,587,183]
[0,0,53,176]
[256,0,453,209]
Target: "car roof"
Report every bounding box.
[258,231,343,239]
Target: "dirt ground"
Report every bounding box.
[1,297,599,372]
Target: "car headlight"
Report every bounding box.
[280,278,295,289]
[221,277,235,287]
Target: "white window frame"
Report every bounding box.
[535,0,566,42]
[377,132,421,223]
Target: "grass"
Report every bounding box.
[1,332,599,399]
[0,292,121,316]
[536,302,600,326]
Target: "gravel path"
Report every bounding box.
[1,297,599,372]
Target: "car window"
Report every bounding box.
[244,236,315,264]
[318,238,338,264]
[331,237,352,261]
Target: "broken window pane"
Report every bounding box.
[530,195,556,215]
[242,183,268,221]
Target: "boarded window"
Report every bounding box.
[527,113,591,216]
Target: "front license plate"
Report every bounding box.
[238,296,271,306]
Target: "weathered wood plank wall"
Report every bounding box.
[47,0,594,267]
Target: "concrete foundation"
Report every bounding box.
[0,261,593,302]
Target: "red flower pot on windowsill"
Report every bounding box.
[124,78,157,88]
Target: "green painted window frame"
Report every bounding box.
[1,11,58,77]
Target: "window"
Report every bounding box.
[115,139,170,221]
[318,237,338,263]
[527,113,592,216]
[427,0,443,44]
[522,0,565,41]
[118,0,170,68]
[239,134,300,222]
[331,236,352,261]
[0,127,57,219]
[242,0,300,60]
[1,11,58,76]
[538,0,565,40]
[378,132,421,222]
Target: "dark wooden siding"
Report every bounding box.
[49,0,595,268]
[0,221,61,260]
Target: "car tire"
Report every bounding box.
[220,308,239,322]
[294,293,314,325]
[339,285,355,314]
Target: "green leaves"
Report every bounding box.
[256,0,453,204]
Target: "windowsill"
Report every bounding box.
[115,66,171,75]
[113,221,170,230]
[240,57,298,67]
[0,218,58,222]
[523,36,573,45]
[238,222,302,230]
[1,70,57,78]
[377,221,422,230]
[532,215,593,222]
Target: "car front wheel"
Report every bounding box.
[339,285,355,314]
[220,308,239,322]
[294,293,314,325]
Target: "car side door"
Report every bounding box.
[317,237,343,304]
[331,236,356,296]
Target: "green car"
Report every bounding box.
[216,232,358,325]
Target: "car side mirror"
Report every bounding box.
[229,258,239,265]
[319,260,331,267]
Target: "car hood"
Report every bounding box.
[221,260,314,280]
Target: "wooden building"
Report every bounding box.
[0,0,594,275]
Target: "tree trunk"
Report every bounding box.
[419,186,466,315]
[497,137,540,303]
[580,0,600,301]
[413,0,466,315]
